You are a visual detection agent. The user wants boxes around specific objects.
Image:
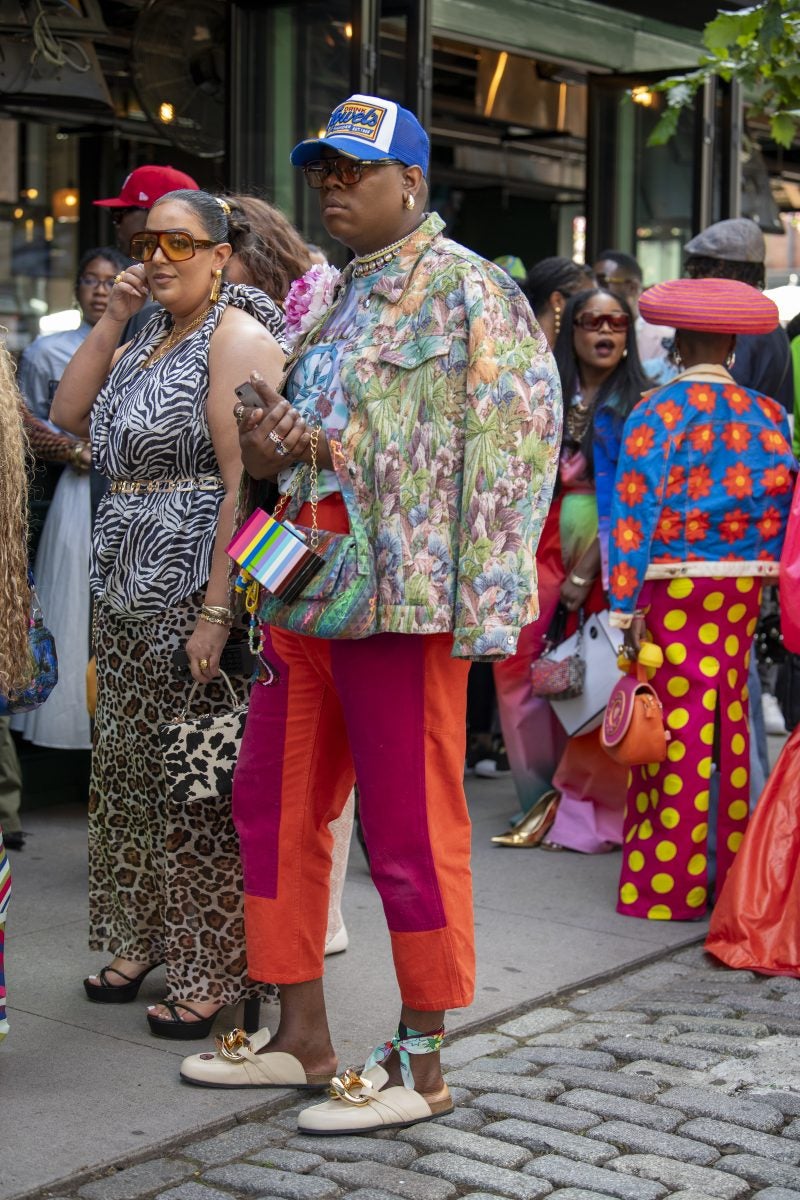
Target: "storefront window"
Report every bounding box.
[293,3,361,260]
[0,119,80,355]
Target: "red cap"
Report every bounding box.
[93,165,199,209]
[639,278,778,335]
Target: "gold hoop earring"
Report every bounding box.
[403,193,415,211]
[726,350,736,368]
[210,269,222,303]
[553,305,561,339]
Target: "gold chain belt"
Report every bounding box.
[109,475,224,496]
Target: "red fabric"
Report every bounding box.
[639,279,778,335]
[706,726,800,978]
[295,493,350,535]
[780,477,800,653]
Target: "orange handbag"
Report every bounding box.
[600,664,669,767]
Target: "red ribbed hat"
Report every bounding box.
[639,278,778,335]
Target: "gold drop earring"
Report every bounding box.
[553,305,562,339]
[210,269,222,303]
[403,193,415,211]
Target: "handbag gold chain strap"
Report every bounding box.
[276,424,321,551]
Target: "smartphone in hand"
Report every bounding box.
[234,381,265,409]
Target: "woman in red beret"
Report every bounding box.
[607,278,796,921]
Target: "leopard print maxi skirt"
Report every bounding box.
[89,593,265,1004]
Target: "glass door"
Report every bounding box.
[586,70,737,284]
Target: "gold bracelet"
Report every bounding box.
[201,604,233,619]
[200,613,232,626]
[569,573,593,588]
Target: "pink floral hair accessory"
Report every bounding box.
[284,263,341,347]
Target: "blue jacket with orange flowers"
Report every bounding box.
[608,364,796,626]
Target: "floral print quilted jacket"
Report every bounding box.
[284,213,562,659]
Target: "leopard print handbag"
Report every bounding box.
[158,670,248,803]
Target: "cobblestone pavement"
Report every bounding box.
[25,943,800,1200]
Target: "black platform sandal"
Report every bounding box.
[83,962,161,1004]
[147,996,262,1041]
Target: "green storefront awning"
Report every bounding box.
[433,0,702,72]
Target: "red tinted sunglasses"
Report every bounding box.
[574,311,630,333]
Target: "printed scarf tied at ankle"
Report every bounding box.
[363,1022,445,1090]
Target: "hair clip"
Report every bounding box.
[215,197,232,216]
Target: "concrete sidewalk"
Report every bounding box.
[2,775,708,1200]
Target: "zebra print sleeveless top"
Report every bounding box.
[90,283,286,617]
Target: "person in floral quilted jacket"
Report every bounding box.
[180,94,562,1133]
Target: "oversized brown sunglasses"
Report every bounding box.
[129,229,217,262]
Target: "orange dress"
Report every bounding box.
[705,726,800,977]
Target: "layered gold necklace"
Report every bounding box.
[352,227,419,277]
[142,304,213,368]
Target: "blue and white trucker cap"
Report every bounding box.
[290,94,429,174]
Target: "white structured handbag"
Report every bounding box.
[547,610,620,737]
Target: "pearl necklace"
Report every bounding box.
[352,227,420,277]
[142,304,214,368]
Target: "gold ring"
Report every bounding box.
[199,658,210,671]
[233,402,246,423]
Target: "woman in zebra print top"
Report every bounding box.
[52,190,288,1038]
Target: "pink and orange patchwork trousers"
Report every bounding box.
[233,623,475,1012]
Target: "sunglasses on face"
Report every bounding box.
[302,157,401,188]
[129,229,217,262]
[574,311,630,333]
[78,275,116,291]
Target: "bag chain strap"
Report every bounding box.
[307,425,320,550]
[274,424,321,551]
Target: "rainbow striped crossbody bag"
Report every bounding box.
[227,432,377,641]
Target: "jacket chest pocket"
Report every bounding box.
[378,335,453,370]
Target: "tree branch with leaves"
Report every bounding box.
[649,0,800,149]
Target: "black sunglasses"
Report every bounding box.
[129,229,217,262]
[302,157,402,188]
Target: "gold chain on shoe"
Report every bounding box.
[329,1067,374,1105]
[214,1027,251,1062]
